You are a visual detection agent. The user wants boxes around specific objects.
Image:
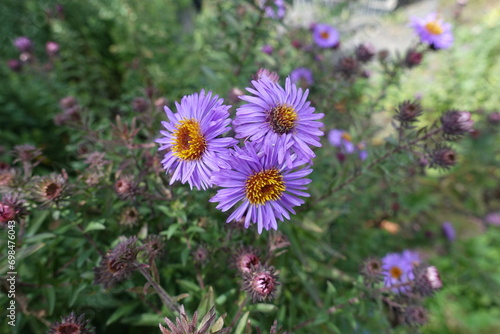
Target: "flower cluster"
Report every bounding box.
[328,129,367,162]
[157,73,324,233]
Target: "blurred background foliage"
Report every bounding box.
[0,0,499,333]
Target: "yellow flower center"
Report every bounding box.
[268,104,298,134]
[320,31,329,39]
[390,266,403,280]
[245,168,286,205]
[171,118,207,161]
[341,132,352,142]
[425,21,443,35]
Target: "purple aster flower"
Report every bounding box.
[210,140,312,234]
[261,44,273,55]
[410,13,453,50]
[328,129,355,154]
[357,142,368,161]
[485,212,500,226]
[234,76,324,163]
[382,252,415,293]
[46,41,60,57]
[441,221,456,241]
[259,0,286,20]
[290,67,314,88]
[13,36,33,53]
[312,23,340,48]
[156,90,237,190]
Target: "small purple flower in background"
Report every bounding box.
[7,59,22,72]
[441,221,456,241]
[410,13,453,50]
[259,0,286,20]
[290,67,314,88]
[312,23,340,48]
[329,129,367,160]
[210,140,312,233]
[235,75,324,163]
[46,41,60,57]
[357,142,368,160]
[13,36,33,53]
[156,90,238,190]
[261,44,273,55]
[485,212,500,226]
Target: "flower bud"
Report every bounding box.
[441,110,474,137]
[429,145,457,169]
[14,37,33,53]
[7,59,22,72]
[243,265,279,302]
[404,49,423,68]
[355,43,376,63]
[131,97,149,113]
[46,41,60,57]
[254,68,279,83]
[232,247,260,274]
[394,101,423,128]
[414,265,442,296]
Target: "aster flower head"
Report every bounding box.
[261,44,273,55]
[360,257,384,285]
[410,13,453,50]
[114,175,138,200]
[259,0,286,20]
[382,251,417,293]
[210,140,312,233]
[335,56,360,79]
[414,265,442,296]
[235,75,324,163]
[143,234,166,260]
[441,221,456,241]
[232,247,260,274]
[394,100,423,128]
[429,144,457,169]
[159,305,230,334]
[290,67,314,88]
[46,41,60,57]
[328,129,356,154]
[93,237,142,289]
[8,59,22,72]
[31,172,67,207]
[242,264,279,302]
[355,43,376,63]
[47,312,95,334]
[13,36,33,53]
[440,110,474,138]
[119,207,140,228]
[254,68,280,83]
[156,90,237,190]
[12,144,42,166]
[312,23,340,48]
[1,194,28,227]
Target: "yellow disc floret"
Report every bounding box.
[171,118,207,161]
[245,168,286,205]
[424,21,443,35]
[268,104,298,134]
[320,31,330,39]
[390,266,403,280]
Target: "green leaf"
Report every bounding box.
[45,285,56,315]
[69,284,87,307]
[106,303,138,326]
[234,311,250,334]
[84,221,106,233]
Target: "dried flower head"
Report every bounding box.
[228,87,245,105]
[159,305,230,334]
[269,231,290,253]
[355,43,376,63]
[404,306,428,327]
[12,144,42,166]
[242,265,279,302]
[192,245,209,265]
[440,110,474,138]
[132,97,150,113]
[0,194,28,228]
[59,96,78,111]
[31,173,67,207]
[114,175,138,200]
[361,257,384,285]
[232,247,260,274]
[82,151,109,169]
[414,265,443,296]
[488,111,500,125]
[335,56,360,79]
[47,312,95,334]
[394,101,423,128]
[8,59,22,72]
[405,49,423,68]
[0,168,17,188]
[54,106,81,126]
[254,68,280,83]
[93,237,141,289]
[143,234,166,260]
[119,207,140,228]
[429,145,457,169]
